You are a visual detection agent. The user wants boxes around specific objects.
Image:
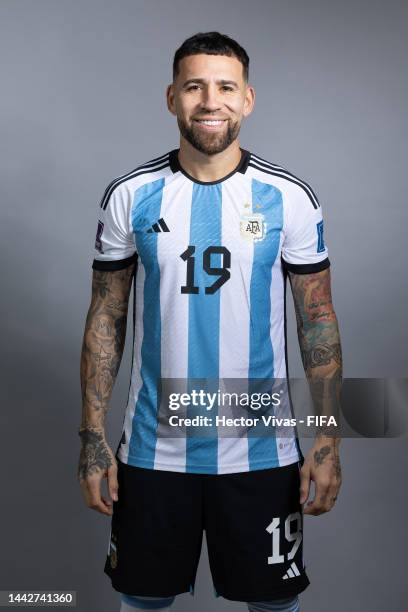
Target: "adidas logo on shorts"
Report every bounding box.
[282,561,300,579]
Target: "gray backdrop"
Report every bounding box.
[1,0,407,610]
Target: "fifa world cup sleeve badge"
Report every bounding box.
[95,220,105,254]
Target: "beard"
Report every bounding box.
[177,116,241,156]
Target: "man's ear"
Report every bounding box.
[243,85,255,118]
[166,83,176,116]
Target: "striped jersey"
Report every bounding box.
[92,147,330,474]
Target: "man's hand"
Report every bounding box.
[77,426,119,516]
[78,264,135,515]
[287,267,343,515]
[299,437,342,515]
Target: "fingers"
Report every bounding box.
[301,443,342,516]
[107,465,119,502]
[303,477,340,516]
[79,471,116,516]
[299,464,311,505]
[77,438,119,515]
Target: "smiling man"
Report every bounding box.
[78,32,342,612]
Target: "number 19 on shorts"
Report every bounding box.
[266,512,302,565]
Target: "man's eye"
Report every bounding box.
[185,85,234,92]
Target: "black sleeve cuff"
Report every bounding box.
[92,253,137,271]
[281,256,330,274]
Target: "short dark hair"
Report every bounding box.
[173,31,249,83]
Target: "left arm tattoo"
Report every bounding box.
[289,268,343,439]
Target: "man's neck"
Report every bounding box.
[177,139,242,182]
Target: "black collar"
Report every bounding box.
[169,147,251,185]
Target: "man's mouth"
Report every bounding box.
[195,119,225,125]
[193,119,227,130]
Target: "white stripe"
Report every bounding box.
[109,153,169,186]
[249,160,319,209]
[251,152,312,185]
[101,153,170,208]
[291,561,300,576]
[217,179,254,474]
[270,236,286,381]
[118,262,146,463]
[153,177,194,471]
[251,153,288,170]
[270,237,299,466]
[287,568,295,578]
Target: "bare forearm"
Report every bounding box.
[289,268,343,513]
[289,270,343,444]
[79,266,134,431]
[80,307,127,430]
[302,328,342,452]
[299,312,342,430]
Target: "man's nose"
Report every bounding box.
[200,85,221,110]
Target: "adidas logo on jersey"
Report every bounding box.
[282,561,301,579]
[147,218,170,233]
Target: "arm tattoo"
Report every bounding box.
[290,269,342,371]
[77,427,113,480]
[289,269,343,438]
[313,443,342,480]
[301,342,342,370]
[80,264,134,431]
[314,445,331,465]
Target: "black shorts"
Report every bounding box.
[104,459,310,602]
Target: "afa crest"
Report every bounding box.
[240,213,265,242]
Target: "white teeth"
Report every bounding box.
[197,120,224,125]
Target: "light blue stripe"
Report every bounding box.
[248,179,283,470]
[120,593,175,609]
[128,178,165,467]
[186,183,222,473]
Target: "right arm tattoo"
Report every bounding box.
[78,264,134,479]
[78,427,114,480]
